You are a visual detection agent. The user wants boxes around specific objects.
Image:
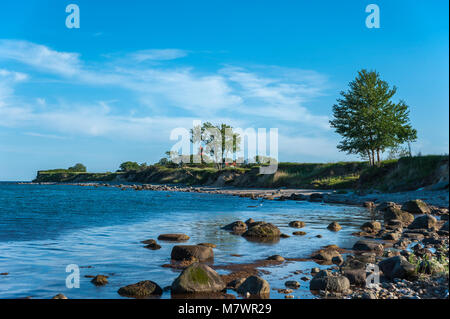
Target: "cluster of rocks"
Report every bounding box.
[50,195,447,300]
[222,219,283,241]
[306,199,449,299]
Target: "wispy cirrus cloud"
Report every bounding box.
[130,49,189,62]
[0,39,333,155]
[0,40,81,76]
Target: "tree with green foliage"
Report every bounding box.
[118,161,140,172]
[190,122,241,169]
[330,69,417,166]
[68,163,87,172]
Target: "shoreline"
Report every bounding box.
[8,182,450,299]
[19,181,450,209]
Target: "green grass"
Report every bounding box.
[34,155,448,191]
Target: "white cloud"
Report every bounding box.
[0,39,335,153]
[130,49,188,62]
[0,40,80,76]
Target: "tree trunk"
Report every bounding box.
[371,149,375,166]
[367,150,373,166]
[376,149,381,165]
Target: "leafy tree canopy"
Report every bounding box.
[330,69,417,165]
[119,161,141,172]
[68,163,87,172]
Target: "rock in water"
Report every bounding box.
[222,221,248,233]
[237,276,270,298]
[408,215,437,230]
[383,206,414,225]
[141,239,162,250]
[91,275,108,286]
[171,245,214,262]
[52,293,68,299]
[311,249,342,262]
[242,222,281,238]
[118,280,163,297]
[171,263,225,294]
[157,234,190,242]
[378,256,417,280]
[309,275,350,293]
[285,281,300,289]
[327,221,342,231]
[288,221,306,228]
[267,255,285,262]
[401,200,431,214]
[352,240,384,254]
[361,221,381,233]
[245,218,256,226]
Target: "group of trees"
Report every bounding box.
[187,122,242,169]
[68,163,87,172]
[117,161,148,172]
[330,69,417,166]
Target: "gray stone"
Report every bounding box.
[171,263,226,294]
[118,280,163,297]
[171,245,214,262]
[310,275,350,293]
[352,240,384,253]
[378,256,417,280]
[237,276,270,297]
[408,215,437,230]
[401,200,431,214]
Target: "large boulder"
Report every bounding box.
[222,221,247,233]
[378,256,417,280]
[383,206,414,225]
[158,234,190,242]
[171,245,214,262]
[361,221,381,233]
[408,215,438,230]
[401,200,431,214]
[118,280,163,297]
[352,240,384,254]
[237,276,270,298]
[242,222,281,238]
[309,274,350,293]
[382,231,401,241]
[171,263,226,294]
[341,268,367,286]
[440,221,449,232]
[377,202,399,211]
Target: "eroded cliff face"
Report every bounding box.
[34,156,449,192]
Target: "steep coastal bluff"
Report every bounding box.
[34,155,449,193]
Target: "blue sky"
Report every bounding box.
[0,0,448,180]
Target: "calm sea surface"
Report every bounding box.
[0,183,378,299]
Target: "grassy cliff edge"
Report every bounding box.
[33,155,449,192]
